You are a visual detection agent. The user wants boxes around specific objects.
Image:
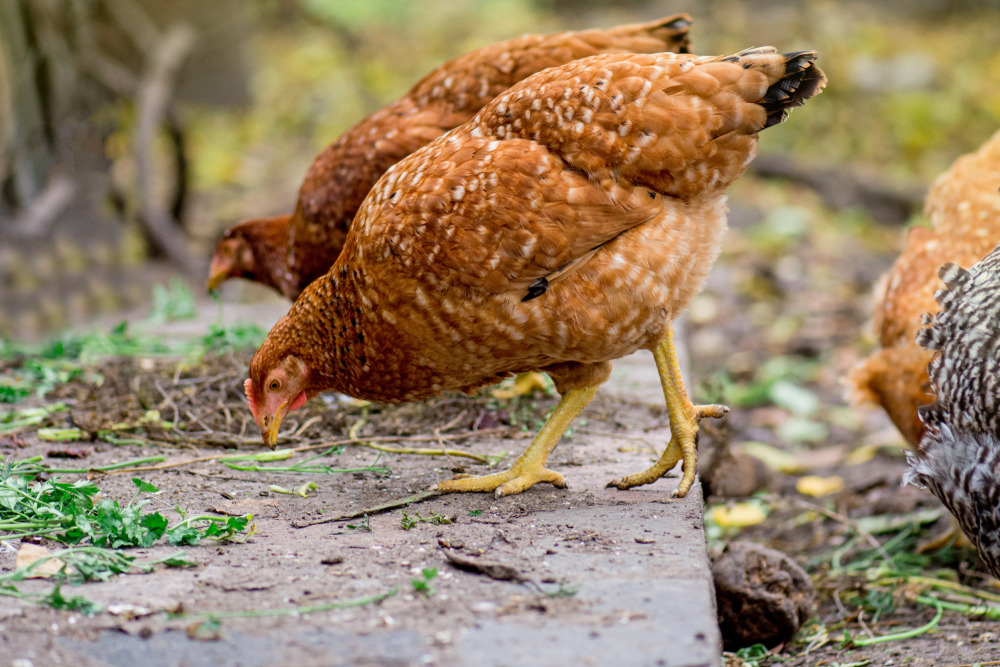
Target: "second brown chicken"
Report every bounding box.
[208,15,693,299]
[244,47,826,499]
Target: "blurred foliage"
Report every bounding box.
[176,0,1000,239]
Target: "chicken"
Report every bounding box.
[244,47,826,499]
[848,130,1000,446]
[904,243,1000,578]
[207,15,693,299]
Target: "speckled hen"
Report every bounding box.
[848,129,1000,446]
[207,15,693,299]
[245,47,826,498]
[905,243,1000,577]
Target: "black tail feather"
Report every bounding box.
[761,52,827,129]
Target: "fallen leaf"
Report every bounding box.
[106,603,154,618]
[739,441,804,474]
[492,372,550,399]
[769,381,819,416]
[777,416,829,443]
[444,551,525,582]
[15,543,69,578]
[855,508,947,535]
[46,447,92,459]
[846,444,878,465]
[706,503,768,528]
[794,445,850,470]
[796,475,845,497]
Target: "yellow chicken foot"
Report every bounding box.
[607,324,727,498]
[436,385,598,498]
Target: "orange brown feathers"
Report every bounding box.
[210,15,694,300]
[246,48,825,447]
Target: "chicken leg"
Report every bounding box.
[436,385,598,498]
[608,324,728,498]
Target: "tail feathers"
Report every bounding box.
[647,14,692,54]
[717,48,826,128]
[760,50,826,128]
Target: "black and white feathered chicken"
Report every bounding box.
[905,243,1000,577]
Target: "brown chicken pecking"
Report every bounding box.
[245,47,826,499]
[208,15,693,299]
[848,129,1000,446]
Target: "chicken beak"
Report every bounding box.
[262,399,289,450]
[207,255,231,292]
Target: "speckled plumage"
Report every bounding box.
[849,129,1000,445]
[905,244,1000,577]
[249,47,826,410]
[209,15,693,299]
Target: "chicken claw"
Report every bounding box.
[437,386,598,498]
[607,325,728,498]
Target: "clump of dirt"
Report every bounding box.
[713,541,815,650]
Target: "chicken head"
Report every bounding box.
[245,354,311,448]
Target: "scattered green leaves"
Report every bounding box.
[412,567,438,595]
[147,278,197,326]
[0,403,67,433]
[733,644,770,667]
[345,514,372,532]
[400,510,452,530]
[0,546,196,612]
[0,465,253,548]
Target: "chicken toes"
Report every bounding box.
[436,386,598,498]
[607,325,728,498]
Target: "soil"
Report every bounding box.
[2,362,713,666]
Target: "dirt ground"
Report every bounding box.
[2,363,721,666]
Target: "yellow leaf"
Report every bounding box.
[707,503,768,528]
[796,475,844,497]
[492,372,550,399]
[15,543,69,578]
[739,441,804,474]
[846,444,878,465]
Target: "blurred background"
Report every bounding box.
[1,0,1000,341]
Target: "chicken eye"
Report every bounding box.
[267,379,282,392]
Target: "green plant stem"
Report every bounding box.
[878,576,1000,604]
[171,514,241,529]
[846,599,942,646]
[38,456,166,474]
[224,449,388,475]
[916,595,1000,619]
